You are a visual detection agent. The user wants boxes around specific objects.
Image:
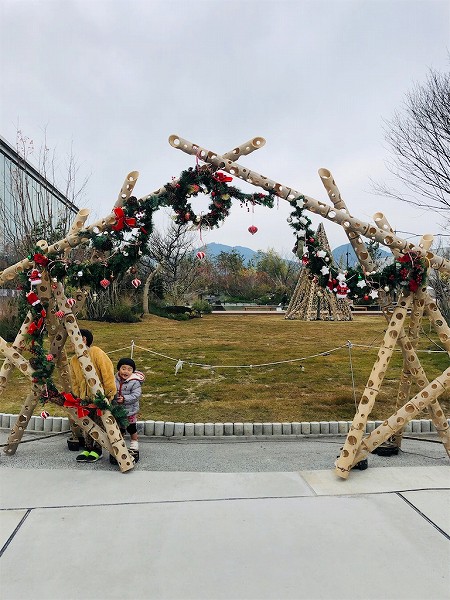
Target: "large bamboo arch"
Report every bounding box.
[1,134,449,478]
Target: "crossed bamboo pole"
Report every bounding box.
[168,137,450,477]
[167,135,450,274]
[317,174,450,469]
[0,138,266,468]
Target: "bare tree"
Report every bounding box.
[0,130,88,264]
[373,69,450,218]
[145,222,202,305]
[428,241,450,325]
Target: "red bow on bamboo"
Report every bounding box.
[213,172,233,183]
[111,207,137,231]
[62,392,101,418]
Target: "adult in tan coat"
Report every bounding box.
[70,328,116,463]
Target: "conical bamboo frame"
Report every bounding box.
[285,223,352,321]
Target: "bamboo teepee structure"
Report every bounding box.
[284,223,352,321]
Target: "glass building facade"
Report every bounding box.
[0,135,79,267]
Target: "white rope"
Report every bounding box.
[133,343,346,371]
[105,345,135,355]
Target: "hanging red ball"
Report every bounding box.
[196,251,206,260]
[248,225,258,235]
[100,278,110,289]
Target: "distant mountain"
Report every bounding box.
[332,243,391,269]
[197,242,393,269]
[196,242,257,265]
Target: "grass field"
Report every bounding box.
[1,314,448,423]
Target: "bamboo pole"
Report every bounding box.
[4,386,42,455]
[55,285,134,472]
[168,135,450,274]
[0,313,33,396]
[318,168,377,274]
[139,138,266,202]
[222,137,266,161]
[354,366,450,463]
[335,294,413,478]
[114,171,139,208]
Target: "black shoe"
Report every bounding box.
[67,437,80,451]
[85,451,102,463]
[129,448,139,463]
[76,450,90,462]
[354,458,368,470]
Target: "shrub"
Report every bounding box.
[191,299,212,314]
[103,300,141,323]
[0,300,22,341]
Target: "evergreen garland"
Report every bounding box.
[288,196,428,301]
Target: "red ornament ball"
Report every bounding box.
[248,225,258,235]
[196,251,206,260]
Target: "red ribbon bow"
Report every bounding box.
[111,207,137,231]
[33,253,49,267]
[213,172,233,183]
[62,392,90,418]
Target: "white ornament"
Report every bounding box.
[316,250,327,258]
[77,271,83,277]
[384,286,390,292]
[320,266,330,275]
[336,273,347,282]
[357,279,366,288]
[369,289,379,299]
[299,216,308,225]
[296,198,305,209]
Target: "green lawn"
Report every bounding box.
[1,314,448,423]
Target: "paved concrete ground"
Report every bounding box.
[1,431,449,600]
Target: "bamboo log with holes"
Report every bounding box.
[168,135,450,274]
[335,294,413,478]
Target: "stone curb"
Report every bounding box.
[1,414,447,437]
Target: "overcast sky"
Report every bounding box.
[1,0,448,255]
